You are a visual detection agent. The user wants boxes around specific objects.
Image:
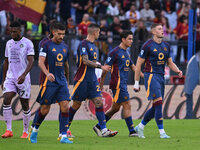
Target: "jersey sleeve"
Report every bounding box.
[39,42,48,57]
[167,44,171,59]
[139,44,149,59]
[79,43,88,56]
[130,59,134,66]
[65,46,69,62]
[106,51,116,66]
[27,40,35,56]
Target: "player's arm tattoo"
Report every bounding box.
[82,55,100,68]
[64,61,70,83]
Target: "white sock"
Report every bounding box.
[101,128,108,133]
[138,122,145,130]
[62,134,67,138]
[33,127,39,132]
[159,129,165,134]
[3,105,12,131]
[23,109,31,133]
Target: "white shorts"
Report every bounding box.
[3,78,31,99]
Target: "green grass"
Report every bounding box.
[0,120,199,150]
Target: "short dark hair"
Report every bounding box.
[151,23,162,30]
[88,23,100,29]
[53,22,66,31]
[120,30,133,41]
[50,20,59,31]
[10,21,21,28]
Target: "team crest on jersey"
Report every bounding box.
[90,47,93,51]
[164,47,167,51]
[82,47,86,53]
[63,48,66,53]
[52,48,56,51]
[153,48,157,52]
[140,50,144,55]
[20,44,24,48]
[122,55,125,58]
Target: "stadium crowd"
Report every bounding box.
[0,0,200,64]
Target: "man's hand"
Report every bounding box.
[47,73,55,82]
[133,81,140,92]
[177,70,183,78]
[17,73,26,84]
[101,65,111,72]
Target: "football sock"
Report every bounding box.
[68,107,77,128]
[154,103,164,130]
[59,110,61,133]
[3,105,12,131]
[142,106,155,126]
[31,108,39,128]
[60,112,69,135]
[22,109,31,133]
[34,109,46,129]
[125,116,135,133]
[95,107,106,130]
[105,115,111,122]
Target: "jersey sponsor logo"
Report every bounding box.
[57,53,63,61]
[63,48,66,53]
[153,48,157,52]
[90,47,93,51]
[52,48,56,51]
[140,50,144,55]
[82,47,86,53]
[122,55,125,58]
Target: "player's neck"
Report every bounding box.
[13,36,22,41]
[153,36,162,44]
[86,35,95,43]
[119,43,127,50]
[52,37,61,44]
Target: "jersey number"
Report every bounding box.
[96,85,100,92]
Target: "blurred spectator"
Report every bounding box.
[55,0,71,24]
[154,10,165,24]
[133,19,149,55]
[94,0,109,22]
[44,0,57,20]
[109,16,123,36]
[125,4,140,33]
[161,16,171,40]
[78,13,91,37]
[174,16,189,63]
[148,0,161,12]
[26,21,42,40]
[99,18,109,38]
[72,0,92,24]
[107,0,119,16]
[118,2,126,21]
[177,1,190,25]
[66,17,76,35]
[140,2,155,22]
[0,10,7,37]
[140,1,155,30]
[162,0,176,14]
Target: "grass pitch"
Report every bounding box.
[0,119,199,150]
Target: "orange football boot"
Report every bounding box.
[21,132,28,138]
[1,130,13,138]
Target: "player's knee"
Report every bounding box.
[94,99,103,108]
[40,106,50,115]
[72,101,81,110]
[3,97,11,105]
